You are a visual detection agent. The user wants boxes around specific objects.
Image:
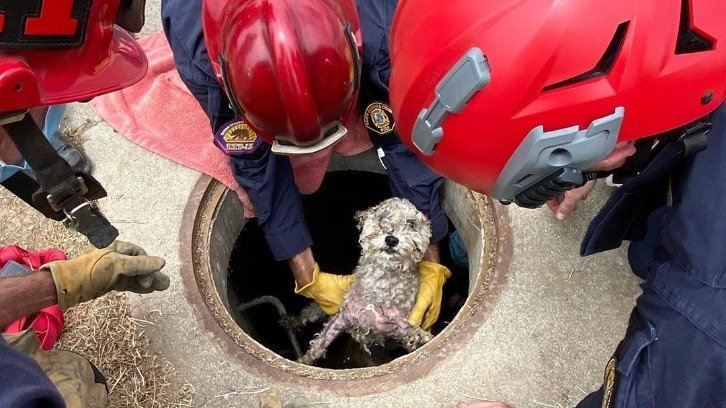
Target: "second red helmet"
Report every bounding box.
[203,0,362,154]
[390,0,726,203]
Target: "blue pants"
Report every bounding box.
[577,104,726,407]
[162,0,447,260]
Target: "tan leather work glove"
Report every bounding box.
[41,241,169,310]
[295,263,353,315]
[408,261,452,331]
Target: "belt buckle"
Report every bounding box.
[46,176,89,212]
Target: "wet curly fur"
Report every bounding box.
[299,198,434,365]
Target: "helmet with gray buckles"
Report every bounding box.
[389,0,726,207]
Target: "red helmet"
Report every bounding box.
[390,0,726,202]
[202,0,362,154]
[0,0,147,112]
[0,0,148,248]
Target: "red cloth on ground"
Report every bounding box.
[90,31,373,217]
[1,246,66,350]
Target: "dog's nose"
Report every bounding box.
[385,235,399,248]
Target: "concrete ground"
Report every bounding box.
[57,4,642,407]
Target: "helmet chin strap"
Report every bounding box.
[0,111,118,248]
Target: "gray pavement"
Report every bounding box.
[59,3,643,406]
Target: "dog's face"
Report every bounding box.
[355,198,432,269]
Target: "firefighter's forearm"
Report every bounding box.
[0,272,57,328]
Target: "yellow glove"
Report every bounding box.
[408,261,452,330]
[294,263,353,315]
[41,241,168,310]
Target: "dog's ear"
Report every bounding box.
[354,209,369,231]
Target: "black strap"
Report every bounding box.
[1,113,118,248]
[4,114,82,200]
[0,171,64,221]
[115,0,146,33]
[1,171,37,209]
[679,125,709,156]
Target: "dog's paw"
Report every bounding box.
[420,330,434,344]
[279,314,305,331]
[403,327,434,351]
[298,350,324,366]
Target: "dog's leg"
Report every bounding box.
[280,302,327,331]
[299,314,349,365]
[399,325,434,352]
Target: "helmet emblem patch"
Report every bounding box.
[601,357,618,408]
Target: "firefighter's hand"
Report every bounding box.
[408,261,452,330]
[547,141,636,220]
[547,180,597,220]
[42,241,168,310]
[295,263,354,315]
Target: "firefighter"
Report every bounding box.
[387,0,726,406]
[162,0,452,329]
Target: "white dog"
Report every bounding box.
[299,197,434,365]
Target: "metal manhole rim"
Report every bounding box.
[180,174,512,387]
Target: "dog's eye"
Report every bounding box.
[407,219,417,229]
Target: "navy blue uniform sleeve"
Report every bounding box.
[0,337,64,408]
[358,0,397,92]
[577,103,726,408]
[163,0,311,260]
[161,0,234,132]
[357,0,449,243]
[377,143,448,243]
[229,146,312,260]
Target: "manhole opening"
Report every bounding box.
[183,159,510,387]
[226,171,470,368]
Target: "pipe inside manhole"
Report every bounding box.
[180,153,511,390]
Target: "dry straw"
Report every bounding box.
[56,293,195,407]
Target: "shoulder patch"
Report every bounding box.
[364,102,395,135]
[214,119,261,156]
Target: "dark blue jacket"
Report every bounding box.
[0,337,64,407]
[577,103,726,408]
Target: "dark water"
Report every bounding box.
[227,170,469,368]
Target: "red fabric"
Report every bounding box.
[90,31,373,216]
[1,246,66,350]
[0,246,65,269]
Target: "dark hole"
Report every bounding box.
[675,0,713,55]
[227,170,470,368]
[543,21,630,91]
